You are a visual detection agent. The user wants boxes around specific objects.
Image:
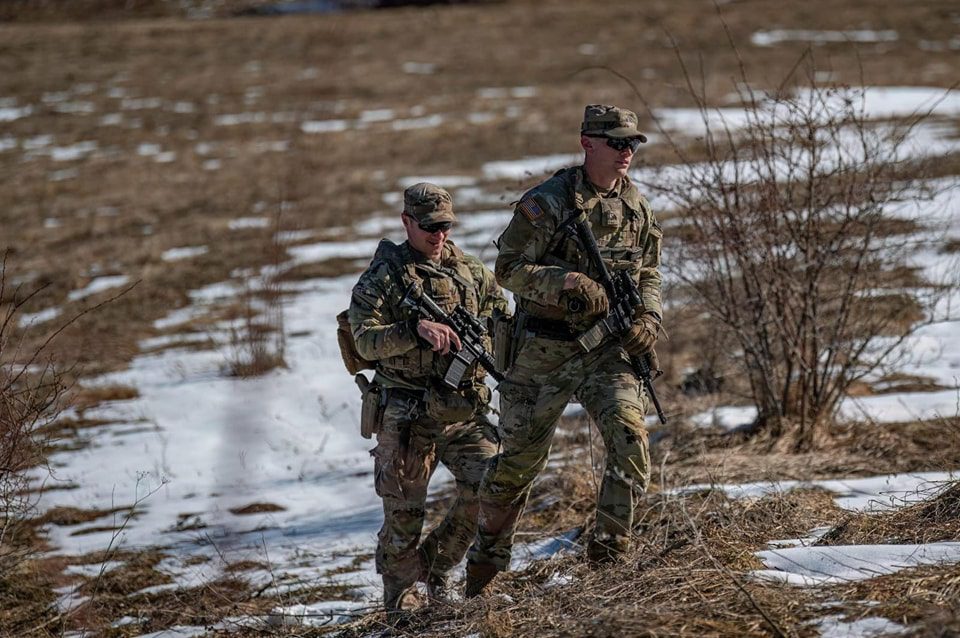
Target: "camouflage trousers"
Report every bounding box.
[467,335,650,571]
[372,389,497,608]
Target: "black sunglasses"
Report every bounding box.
[406,215,453,234]
[587,135,643,153]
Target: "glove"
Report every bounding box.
[561,272,609,320]
[623,313,659,356]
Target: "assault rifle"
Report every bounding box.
[399,282,504,388]
[566,213,668,424]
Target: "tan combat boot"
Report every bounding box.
[464,561,499,598]
[383,583,422,626]
[585,533,632,564]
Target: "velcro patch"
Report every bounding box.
[518,197,544,222]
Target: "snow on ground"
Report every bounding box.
[30,210,507,613]
[814,615,907,638]
[482,153,581,181]
[753,542,960,586]
[679,471,957,512]
[652,86,960,139]
[751,29,899,47]
[161,246,209,262]
[28,85,960,628]
[18,306,61,328]
[67,275,131,301]
[228,216,270,230]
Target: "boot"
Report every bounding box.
[426,571,451,604]
[464,561,499,598]
[586,533,632,565]
[383,584,422,626]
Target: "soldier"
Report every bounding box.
[348,183,507,620]
[465,105,663,595]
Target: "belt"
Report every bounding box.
[387,386,426,403]
[525,316,580,341]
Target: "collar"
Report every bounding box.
[401,240,463,268]
[572,166,641,213]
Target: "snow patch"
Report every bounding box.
[814,614,907,637]
[68,275,131,301]
[482,153,581,180]
[754,542,960,586]
[228,217,270,230]
[301,119,350,134]
[162,246,209,262]
[18,307,62,328]
[752,29,899,47]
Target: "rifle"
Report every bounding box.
[567,213,668,424]
[399,282,504,388]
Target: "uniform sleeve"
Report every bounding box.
[494,195,570,306]
[474,260,509,318]
[348,264,420,361]
[637,205,663,319]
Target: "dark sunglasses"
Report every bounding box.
[406,215,453,234]
[587,135,643,153]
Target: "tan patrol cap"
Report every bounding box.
[581,104,648,143]
[402,182,456,224]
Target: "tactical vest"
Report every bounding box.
[370,239,484,387]
[526,167,662,321]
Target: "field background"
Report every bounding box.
[2,1,960,636]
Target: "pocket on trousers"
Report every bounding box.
[372,440,405,500]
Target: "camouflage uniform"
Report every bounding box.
[348,184,507,612]
[467,107,663,577]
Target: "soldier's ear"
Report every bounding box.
[580,135,593,152]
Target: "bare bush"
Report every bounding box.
[641,52,957,449]
[0,253,69,568]
[224,197,288,378]
[1,251,136,572]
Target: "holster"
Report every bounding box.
[490,309,518,375]
[356,374,385,439]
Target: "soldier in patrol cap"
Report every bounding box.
[465,105,663,596]
[348,183,507,620]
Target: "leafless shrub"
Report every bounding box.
[1,250,136,577]
[224,197,288,378]
[0,253,71,570]
[640,44,958,450]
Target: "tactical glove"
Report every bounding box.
[561,272,609,320]
[623,313,659,356]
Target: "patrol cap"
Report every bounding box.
[402,182,456,224]
[581,104,648,142]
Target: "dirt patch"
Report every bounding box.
[36,505,132,527]
[69,384,139,413]
[229,502,287,515]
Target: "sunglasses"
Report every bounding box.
[405,215,453,234]
[587,135,644,153]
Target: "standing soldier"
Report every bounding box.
[465,105,663,595]
[347,183,506,620]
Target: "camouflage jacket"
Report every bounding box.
[495,165,662,322]
[348,239,507,389]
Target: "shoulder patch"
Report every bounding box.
[518,197,545,223]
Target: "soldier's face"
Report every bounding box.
[582,135,636,177]
[403,214,451,261]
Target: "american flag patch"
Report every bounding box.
[518,197,544,222]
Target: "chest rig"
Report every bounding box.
[376,241,482,386]
[544,167,652,280]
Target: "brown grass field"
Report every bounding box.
[2,0,960,636]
